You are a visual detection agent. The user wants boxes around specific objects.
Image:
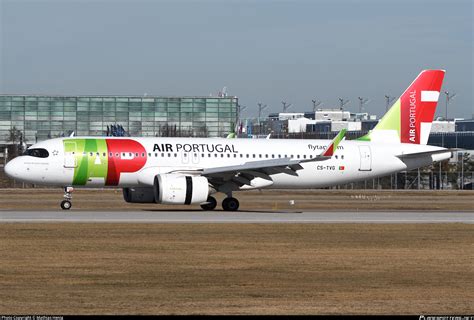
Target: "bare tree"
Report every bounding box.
[5,126,24,159]
[6,126,22,145]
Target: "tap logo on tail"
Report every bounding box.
[358,70,445,145]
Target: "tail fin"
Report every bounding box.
[358,70,445,145]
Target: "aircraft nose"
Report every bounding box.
[4,157,21,179]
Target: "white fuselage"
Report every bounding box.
[5,137,451,190]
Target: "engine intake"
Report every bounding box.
[154,174,209,205]
[123,187,155,203]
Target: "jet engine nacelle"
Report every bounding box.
[154,174,209,205]
[123,187,155,203]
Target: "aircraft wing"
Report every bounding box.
[195,129,347,188]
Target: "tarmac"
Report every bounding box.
[1,210,472,223]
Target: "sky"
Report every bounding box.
[0,0,472,119]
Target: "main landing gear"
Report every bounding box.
[60,186,74,210]
[200,195,240,211]
[200,196,217,211]
[222,197,239,211]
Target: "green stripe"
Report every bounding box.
[64,139,108,186]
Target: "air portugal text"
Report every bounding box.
[409,90,417,143]
[153,143,238,153]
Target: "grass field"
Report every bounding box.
[1,189,472,314]
[0,223,473,315]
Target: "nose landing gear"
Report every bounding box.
[60,187,74,210]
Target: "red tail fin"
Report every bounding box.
[400,70,445,144]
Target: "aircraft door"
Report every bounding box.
[358,145,372,171]
[64,141,77,168]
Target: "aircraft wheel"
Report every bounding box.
[60,200,72,210]
[201,196,217,211]
[222,197,239,211]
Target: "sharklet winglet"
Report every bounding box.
[321,129,346,157]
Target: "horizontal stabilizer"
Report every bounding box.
[396,149,455,159]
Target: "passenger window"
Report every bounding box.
[129,152,132,157]
[227,154,231,158]
[109,152,112,157]
[253,154,256,158]
[115,153,119,157]
[303,155,307,159]
[341,155,344,159]
[90,152,94,157]
[135,153,138,157]
[246,154,249,158]
[142,153,145,157]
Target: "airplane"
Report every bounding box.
[4,70,452,211]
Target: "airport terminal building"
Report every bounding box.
[0,94,238,145]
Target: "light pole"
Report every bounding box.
[357,97,369,114]
[444,91,456,120]
[311,99,322,112]
[384,95,396,113]
[258,103,268,135]
[338,98,349,120]
[282,101,292,113]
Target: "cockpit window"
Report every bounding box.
[25,148,49,158]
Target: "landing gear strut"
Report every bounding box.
[201,196,217,211]
[61,186,73,210]
[222,197,239,211]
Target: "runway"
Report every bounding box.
[0,210,472,223]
